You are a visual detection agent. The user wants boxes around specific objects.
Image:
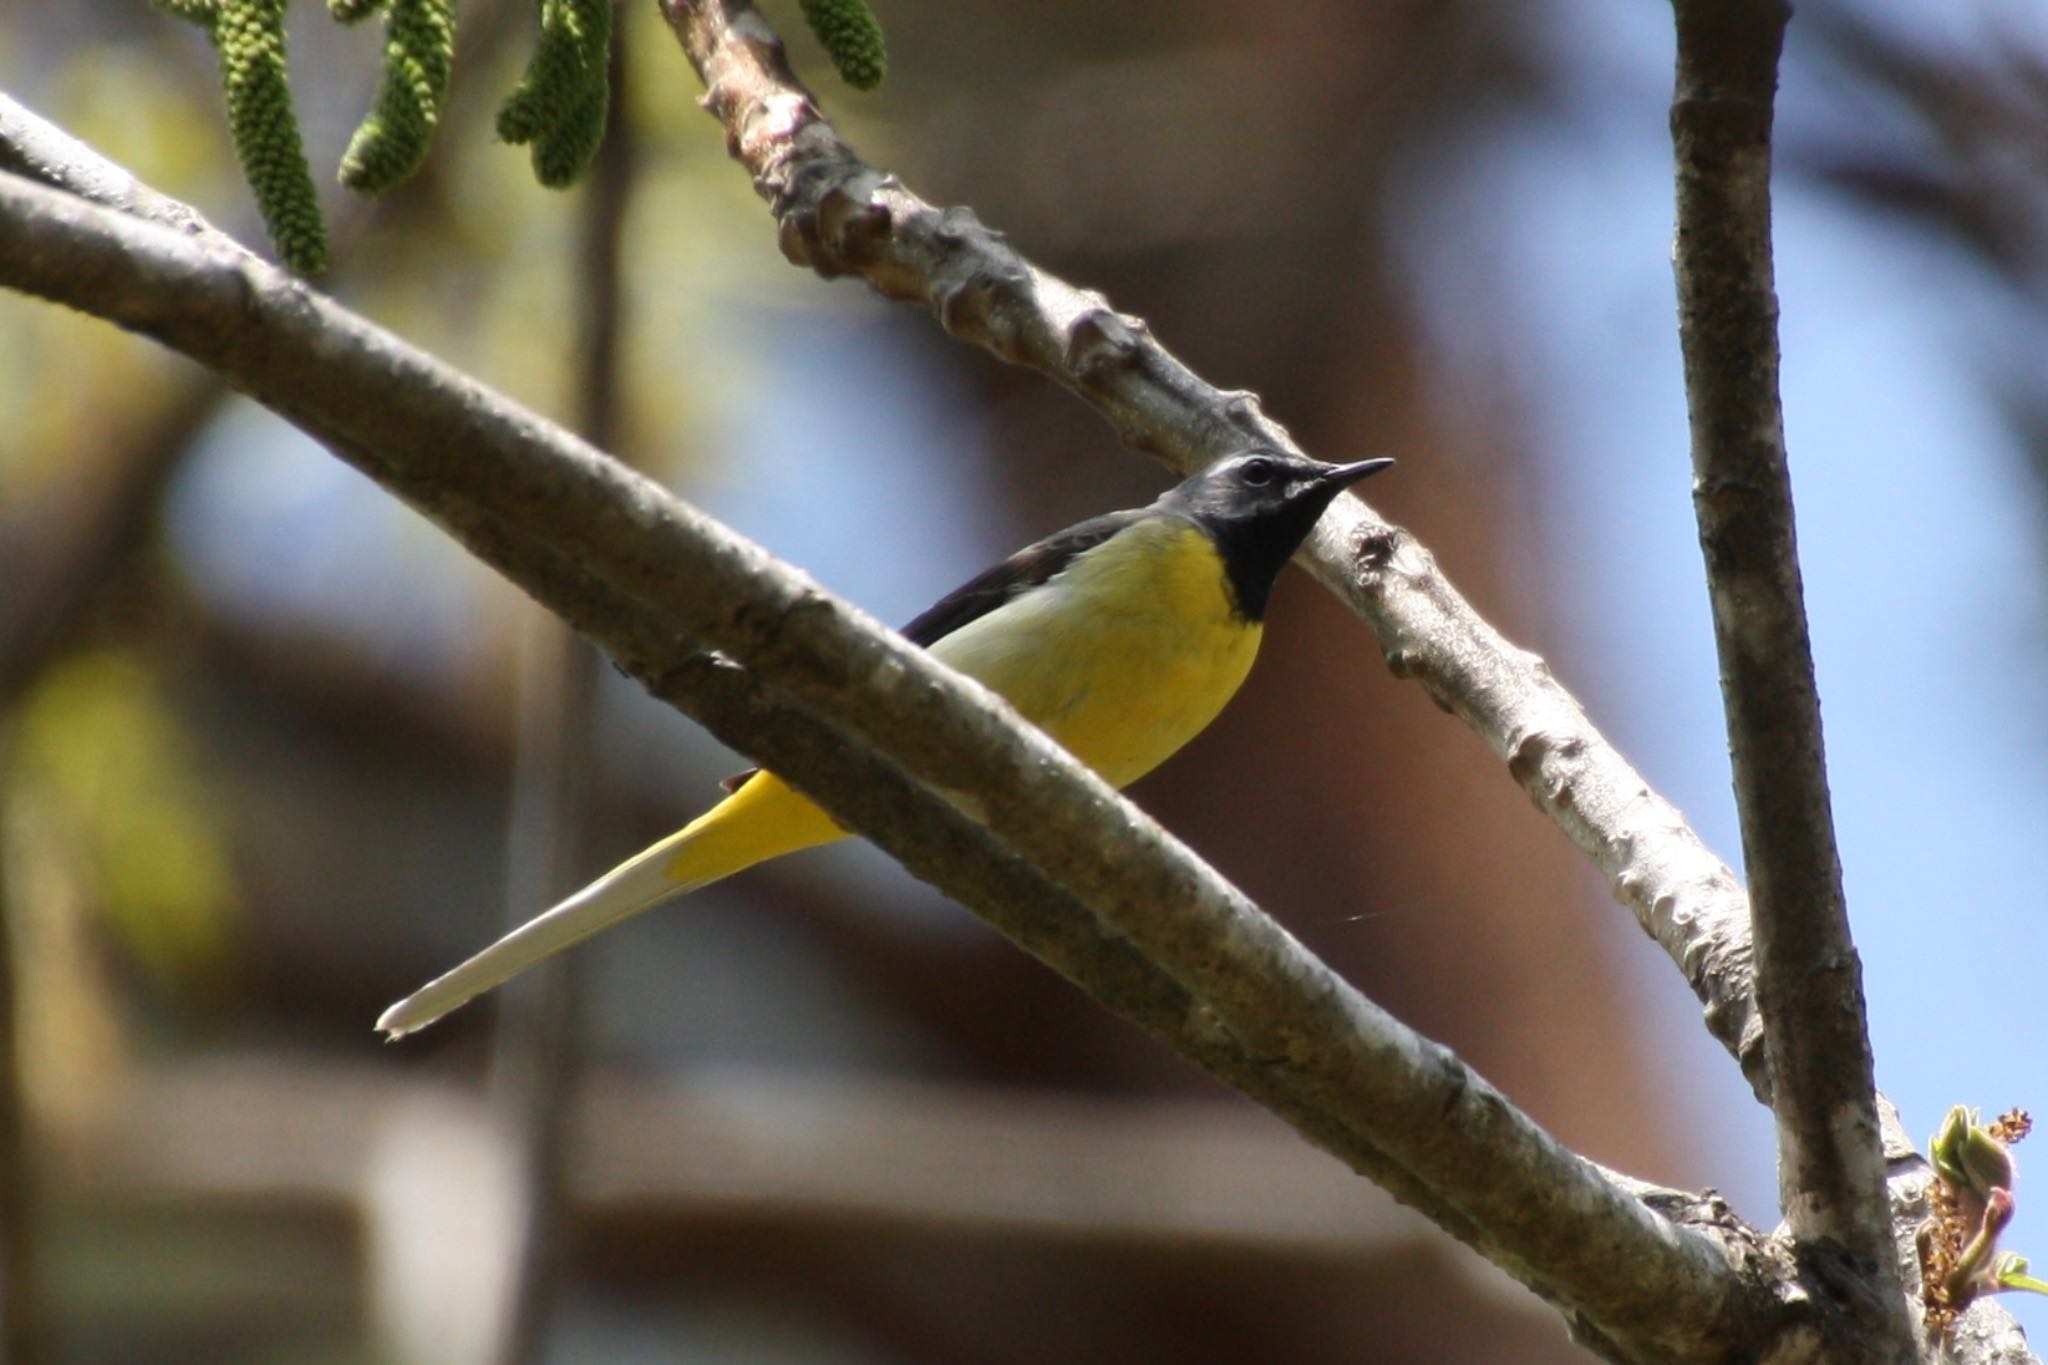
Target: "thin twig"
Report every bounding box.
[1667,2,1913,1354]
[0,165,1757,1360]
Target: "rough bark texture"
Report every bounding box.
[1668,3,1914,1358]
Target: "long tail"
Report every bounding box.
[376,773,845,1038]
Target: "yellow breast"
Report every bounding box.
[929,516,1261,789]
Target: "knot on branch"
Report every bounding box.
[1506,729,1587,801]
[775,161,856,273]
[630,645,739,702]
[937,266,1030,353]
[715,585,854,693]
[1066,306,1147,385]
[1216,390,1277,443]
[1348,521,1402,574]
[814,181,892,262]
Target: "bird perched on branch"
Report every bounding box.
[378,449,1393,1038]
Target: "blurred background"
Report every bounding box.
[3,0,2046,1360]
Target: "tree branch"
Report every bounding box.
[482,40,639,1365]
[658,0,1770,1100]
[0,155,1765,1359]
[0,92,242,245]
[1668,2,1913,1353]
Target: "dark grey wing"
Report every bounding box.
[899,509,1141,647]
[717,509,1142,793]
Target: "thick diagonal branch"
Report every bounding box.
[1668,0,1911,1355]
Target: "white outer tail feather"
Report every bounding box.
[375,834,707,1039]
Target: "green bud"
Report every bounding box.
[1932,1105,2018,1199]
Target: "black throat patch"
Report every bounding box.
[1187,502,1328,624]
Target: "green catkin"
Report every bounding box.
[495,2,581,145]
[156,0,882,246]
[496,0,611,187]
[798,0,885,90]
[339,0,456,193]
[157,0,327,273]
[529,71,606,188]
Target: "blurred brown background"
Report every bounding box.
[6,0,2048,1361]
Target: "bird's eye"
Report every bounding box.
[1239,457,1276,487]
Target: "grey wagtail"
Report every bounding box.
[378,450,1392,1037]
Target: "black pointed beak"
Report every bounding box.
[1322,457,1395,488]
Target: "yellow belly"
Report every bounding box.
[666,517,1259,889]
[930,517,1262,789]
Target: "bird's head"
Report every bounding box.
[1161,450,1394,620]
[1166,450,1392,530]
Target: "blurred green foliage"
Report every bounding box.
[13,650,241,1001]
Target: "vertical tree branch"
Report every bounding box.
[484,613,597,1364]
[1668,1,1911,1351]
[486,39,636,1365]
[485,622,596,1365]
